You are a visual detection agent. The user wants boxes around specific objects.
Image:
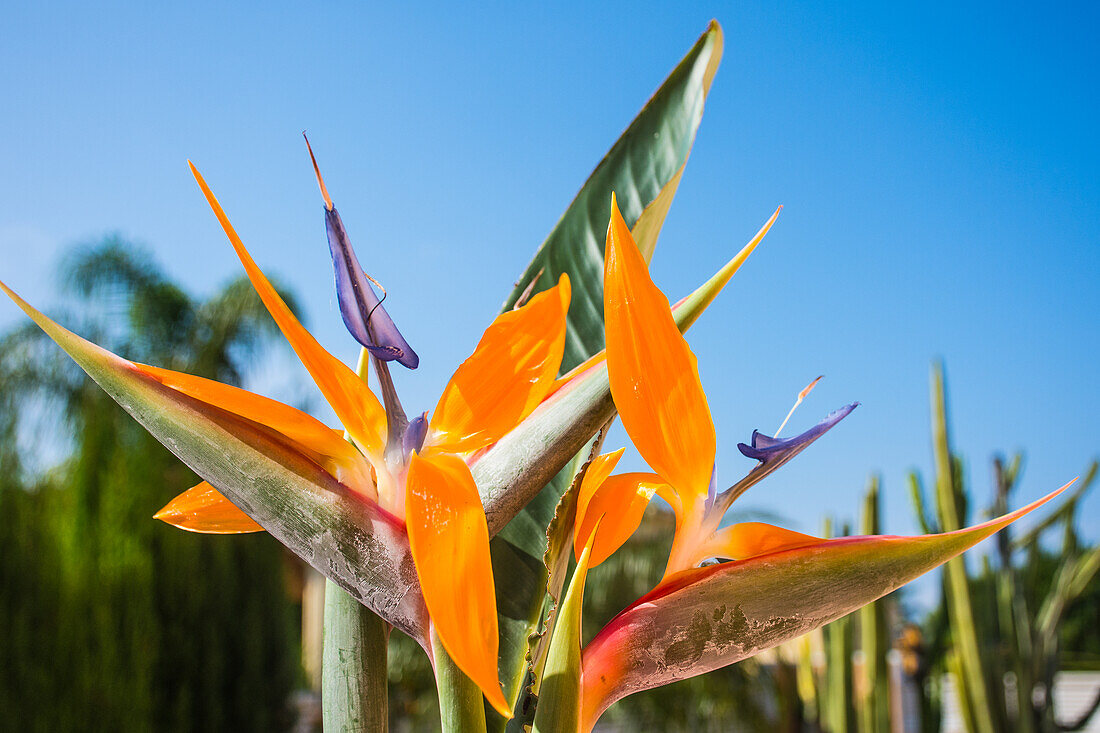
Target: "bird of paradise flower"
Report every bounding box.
[0,157,1070,732]
[523,197,1071,732]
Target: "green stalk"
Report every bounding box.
[321,348,394,732]
[992,456,1035,733]
[825,613,853,733]
[433,632,488,733]
[930,363,995,733]
[821,518,854,733]
[323,582,391,732]
[858,475,889,733]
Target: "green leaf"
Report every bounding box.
[484,23,726,724]
[578,488,1066,727]
[532,538,595,733]
[0,280,430,644]
[501,19,725,364]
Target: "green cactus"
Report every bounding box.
[929,362,998,733]
[791,361,1098,733]
[822,515,856,733]
[911,363,1100,733]
[858,475,891,733]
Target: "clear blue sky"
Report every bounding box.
[2,1,1097,607]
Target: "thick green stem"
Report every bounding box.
[321,347,392,732]
[433,631,488,733]
[322,581,390,732]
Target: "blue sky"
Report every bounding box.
[2,2,1097,607]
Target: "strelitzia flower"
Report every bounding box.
[174,162,576,715]
[0,160,574,717]
[529,197,1070,731]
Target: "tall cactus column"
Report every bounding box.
[858,475,890,733]
[930,363,995,733]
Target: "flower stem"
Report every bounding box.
[322,581,391,732]
[320,346,392,732]
[432,630,488,733]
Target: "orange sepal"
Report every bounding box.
[427,274,571,455]
[604,194,716,502]
[405,452,511,718]
[136,362,374,493]
[189,162,387,460]
[154,481,264,533]
[700,522,824,563]
[575,468,668,568]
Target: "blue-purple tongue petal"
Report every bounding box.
[324,206,419,369]
[403,412,429,457]
[737,402,858,464]
[718,403,858,509]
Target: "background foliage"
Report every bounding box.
[0,240,298,732]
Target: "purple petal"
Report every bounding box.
[403,412,429,457]
[721,403,858,507]
[325,207,419,369]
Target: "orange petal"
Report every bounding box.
[154,481,265,533]
[701,522,824,563]
[604,194,716,503]
[427,274,570,455]
[575,468,668,568]
[405,452,510,717]
[549,205,780,402]
[136,362,373,492]
[189,163,387,459]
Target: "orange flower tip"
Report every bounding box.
[609,192,625,226]
[800,375,824,400]
[486,685,513,719]
[1015,479,1075,517]
[775,375,825,437]
[188,161,211,194]
[302,132,334,211]
[556,272,572,305]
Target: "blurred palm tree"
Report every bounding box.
[0,237,301,732]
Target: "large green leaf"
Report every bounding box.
[577,487,1067,728]
[486,22,725,724]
